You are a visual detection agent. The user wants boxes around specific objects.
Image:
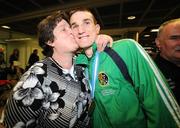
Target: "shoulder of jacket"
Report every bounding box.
[111,39,138,52]
[113,39,137,46]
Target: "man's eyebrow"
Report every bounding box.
[84,18,91,21]
[169,35,180,38]
[71,22,76,26]
[84,18,91,22]
[70,18,93,27]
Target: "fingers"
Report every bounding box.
[109,37,113,47]
[96,34,114,51]
[96,36,107,51]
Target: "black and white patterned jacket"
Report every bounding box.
[3,57,90,128]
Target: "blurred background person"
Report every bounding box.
[28,49,39,67]
[155,18,180,104]
[8,48,23,81]
[9,48,19,68]
[0,48,7,80]
[0,48,13,108]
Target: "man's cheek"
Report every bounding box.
[72,30,77,36]
[75,38,79,43]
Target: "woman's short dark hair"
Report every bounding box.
[37,10,69,57]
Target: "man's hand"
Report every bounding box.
[96,34,113,51]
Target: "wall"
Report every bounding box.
[6,39,44,69]
[0,29,44,69]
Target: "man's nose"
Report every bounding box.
[78,25,85,34]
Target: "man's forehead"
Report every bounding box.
[161,23,180,35]
[71,11,93,19]
[70,12,94,25]
[166,22,180,29]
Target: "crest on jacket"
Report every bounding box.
[98,72,108,86]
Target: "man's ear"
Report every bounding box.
[155,38,161,49]
[95,24,100,34]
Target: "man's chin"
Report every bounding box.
[78,42,92,49]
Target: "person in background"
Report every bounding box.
[155,18,180,104]
[1,10,112,128]
[28,49,40,67]
[69,7,180,128]
[0,48,17,89]
[0,48,7,80]
[9,48,19,68]
[0,48,11,92]
[8,48,22,80]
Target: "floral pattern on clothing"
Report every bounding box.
[3,57,90,128]
[13,62,67,112]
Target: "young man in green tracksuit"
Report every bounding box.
[69,8,180,128]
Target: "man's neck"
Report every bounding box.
[173,60,180,67]
[84,47,94,58]
[160,54,180,67]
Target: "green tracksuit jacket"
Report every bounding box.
[76,39,180,128]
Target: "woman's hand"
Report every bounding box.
[0,123,5,128]
[96,34,113,51]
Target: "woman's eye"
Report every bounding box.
[60,28,65,32]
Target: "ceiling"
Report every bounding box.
[0,0,179,48]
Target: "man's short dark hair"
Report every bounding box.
[69,7,97,24]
